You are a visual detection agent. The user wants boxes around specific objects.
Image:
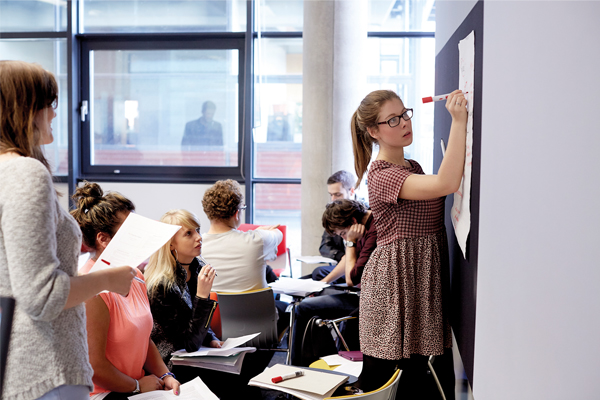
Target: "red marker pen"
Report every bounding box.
[272,370,304,383]
[422,91,469,103]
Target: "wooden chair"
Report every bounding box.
[324,369,401,400]
[215,288,288,358]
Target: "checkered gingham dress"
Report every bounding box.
[359,159,452,360]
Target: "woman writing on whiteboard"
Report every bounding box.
[350,89,467,397]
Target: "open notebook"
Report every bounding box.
[249,364,348,400]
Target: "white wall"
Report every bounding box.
[61,182,244,234]
[473,2,600,398]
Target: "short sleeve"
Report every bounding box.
[369,164,413,205]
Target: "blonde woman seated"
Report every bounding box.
[144,210,267,400]
[71,183,180,400]
[144,209,222,372]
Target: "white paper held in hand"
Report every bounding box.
[88,213,181,274]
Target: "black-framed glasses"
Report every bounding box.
[376,108,413,128]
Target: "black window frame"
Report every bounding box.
[78,33,247,184]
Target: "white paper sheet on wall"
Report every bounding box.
[452,30,475,259]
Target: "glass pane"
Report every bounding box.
[82,0,246,33]
[0,0,66,32]
[0,39,68,175]
[90,49,239,167]
[366,37,435,173]
[253,38,302,179]
[253,183,301,257]
[257,0,303,32]
[369,0,435,32]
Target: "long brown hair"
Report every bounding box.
[351,90,401,187]
[0,60,58,172]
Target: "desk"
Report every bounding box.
[249,364,358,400]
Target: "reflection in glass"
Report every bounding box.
[253,183,301,257]
[253,38,302,179]
[90,49,239,167]
[366,37,435,173]
[0,39,68,175]
[0,0,66,32]
[82,0,246,33]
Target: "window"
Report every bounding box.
[0,0,66,32]
[1,0,69,176]
[366,37,435,173]
[80,38,245,180]
[81,0,246,33]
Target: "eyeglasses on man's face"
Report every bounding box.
[376,108,413,128]
[238,204,247,210]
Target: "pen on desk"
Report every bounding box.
[272,370,304,383]
[422,91,469,103]
[197,255,218,277]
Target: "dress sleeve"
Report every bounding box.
[2,159,70,321]
[255,229,283,262]
[370,165,413,205]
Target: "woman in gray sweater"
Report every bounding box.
[0,61,136,400]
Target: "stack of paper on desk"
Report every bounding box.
[269,278,330,297]
[171,351,251,375]
[249,364,348,400]
[128,377,217,399]
[170,333,258,374]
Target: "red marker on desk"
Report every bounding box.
[272,370,304,383]
[422,91,469,103]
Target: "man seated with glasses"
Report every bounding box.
[200,179,288,334]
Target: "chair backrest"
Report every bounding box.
[208,291,222,339]
[238,224,287,257]
[0,297,15,395]
[324,369,401,400]
[216,288,279,349]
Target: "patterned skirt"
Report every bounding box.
[359,232,452,360]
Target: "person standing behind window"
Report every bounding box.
[0,60,135,400]
[181,100,224,150]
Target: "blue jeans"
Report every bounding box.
[291,292,359,365]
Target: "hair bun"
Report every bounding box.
[72,181,104,210]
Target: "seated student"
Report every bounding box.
[291,199,377,366]
[314,170,360,283]
[145,208,270,400]
[144,209,222,369]
[200,179,289,334]
[71,183,180,399]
